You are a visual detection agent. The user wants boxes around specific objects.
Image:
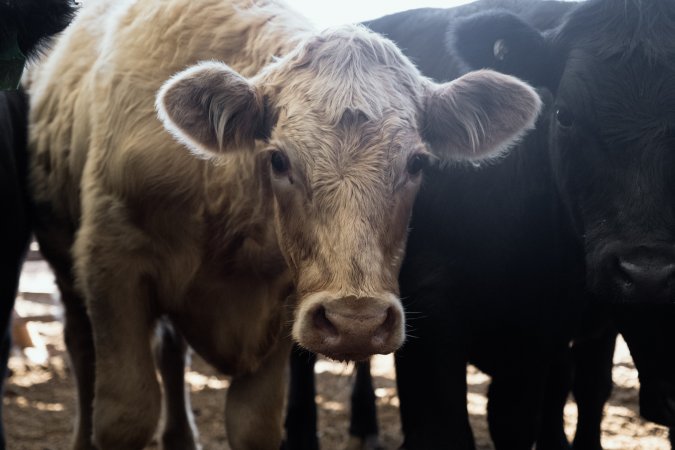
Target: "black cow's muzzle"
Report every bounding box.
[595,242,675,304]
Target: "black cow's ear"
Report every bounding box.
[447,11,555,89]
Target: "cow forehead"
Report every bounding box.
[262,25,426,126]
[556,0,675,63]
[558,50,675,128]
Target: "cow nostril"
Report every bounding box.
[381,307,397,333]
[614,256,634,287]
[312,305,338,337]
[373,307,398,344]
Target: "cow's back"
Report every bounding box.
[365,0,572,82]
[28,0,312,228]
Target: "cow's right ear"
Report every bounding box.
[447,11,556,89]
[156,61,273,158]
[422,69,542,162]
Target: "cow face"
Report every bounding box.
[452,0,675,305]
[156,26,541,360]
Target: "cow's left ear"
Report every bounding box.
[422,69,542,161]
[447,11,556,89]
[156,61,273,158]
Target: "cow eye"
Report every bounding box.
[407,154,428,176]
[270,150,290,174]
[556,108,574,128]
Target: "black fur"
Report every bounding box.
[0,0,77,59]
[0,89,31,450]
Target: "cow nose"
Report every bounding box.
[611,251,675,303]
[297,295,404,361]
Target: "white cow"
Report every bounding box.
[26,0,541,448]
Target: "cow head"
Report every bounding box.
[156,26,541,360]
[452,0,675,305]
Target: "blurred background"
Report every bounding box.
[284,0,473,28]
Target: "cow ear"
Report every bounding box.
[447,11,554,88]
[156,61,273,157]
[422,70,541,161]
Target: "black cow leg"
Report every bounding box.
[155,319,198,450]
[0,259,23,450]
[0,327,9,450]
[396,339,474,450]
[616,307,675,430]
[571,330,617,450]
[348,360,380,449]
[536,348,573,450]
[488,368,545,450]
[670,427,674,449]
[0,170,30,450]
[284,345,319,450]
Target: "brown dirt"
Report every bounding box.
[5,261,670,449]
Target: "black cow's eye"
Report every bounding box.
[407,154,428,176]
[556,108,574,128]
[270,150,289,174]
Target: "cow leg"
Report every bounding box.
[75,222,162,450]
[60,283,96,450]
[87,274,161,450]
[616,307,675,430]
[0,235,28,450]
[571,330,616,450]
[487,367,546,450]
[284,345,319,450]
[347,360,380,450]
[226,336,292,450]
[155,319,199,450]
[395,332,474,449]
[0,265,27,450]
[536,348,573,450]
[87,276,160,450]
[0,138,31,449]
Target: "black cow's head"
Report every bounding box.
[452,0,675,305]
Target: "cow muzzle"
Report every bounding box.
[293,293,404,361]
[598,243,675,304]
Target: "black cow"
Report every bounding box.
[285,1,675,449]
[0,1,75,448]
[373,0,675,449]
[285,3,576,449]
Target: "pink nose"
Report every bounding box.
[296,295,404,361]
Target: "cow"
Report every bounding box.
[363,0,675,449]
[24,0,543,448]
[0,1,76,448]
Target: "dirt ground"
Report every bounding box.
[5,260,671,449]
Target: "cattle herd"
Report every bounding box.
[0,0,673,449]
